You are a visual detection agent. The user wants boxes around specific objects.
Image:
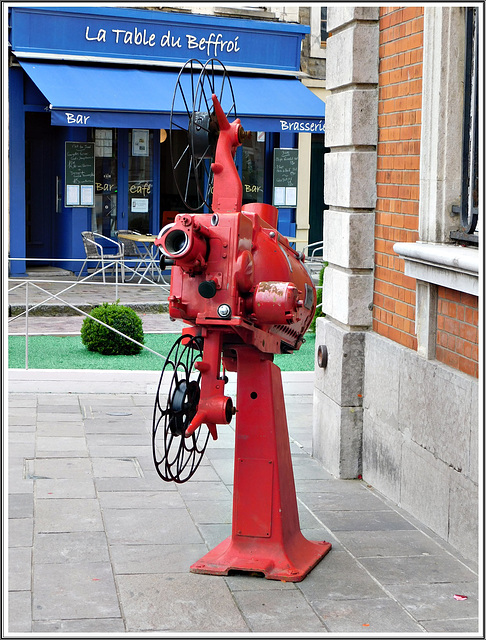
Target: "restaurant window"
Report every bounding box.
[450,7,479,246]
[92,128,118,238]
[321,7,328,48]
[241,132,265,206]
[128,129,153,234]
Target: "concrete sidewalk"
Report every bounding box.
[7,370,480,635]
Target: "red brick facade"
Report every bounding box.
[436,288,479,378]
[373,6,423,350]
[373,7,479,379]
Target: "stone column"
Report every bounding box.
[313,7,379,478]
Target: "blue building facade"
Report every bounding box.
[8,6,325,275]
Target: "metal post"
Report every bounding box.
[25,281,29,370]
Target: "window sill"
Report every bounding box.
[393,242,479,296]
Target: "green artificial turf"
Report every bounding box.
[9,332,316,371]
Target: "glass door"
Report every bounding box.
[128,129,153,234]
[91,128,155,238]
[92,128,118,237]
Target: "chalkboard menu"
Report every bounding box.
[273,148,298,207]
[65,142,95,207]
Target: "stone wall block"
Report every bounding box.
[323,209,375,269]
[400,351,473,473]
[314,317,365,406]
[401,440,450,540]
[468,385,478,482]
[313,387,363,478]
[327,6,380,32]
[325,151,377,209]
[325,89,378,148]
[363,332,400,431]
[447,471,478,561]
[326,23,379,91]
[362,411,402,504]
[322,267,373,326]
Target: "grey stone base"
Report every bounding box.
[362,332,479,561]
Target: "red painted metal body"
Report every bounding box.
[156,95,331,580]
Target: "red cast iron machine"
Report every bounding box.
[152,60,331,581]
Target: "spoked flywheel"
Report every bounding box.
[170,58,237,212]
[152,334,209,483]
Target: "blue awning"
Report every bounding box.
[20,61,325,133]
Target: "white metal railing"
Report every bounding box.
[8,257,171,370]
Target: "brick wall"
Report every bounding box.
[373,6,424,350]
[436,287,479,378]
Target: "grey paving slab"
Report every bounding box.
[35,436,88,453]
[91,456,143,477]
[8,414,37,427]
[421,617,480,633]
[8,590,32,633]
[37,404,83,413]
[297,550,387,601]
[299,488,390,512]
[337,528,454,558]
[85,433,148,446]
[102,507,202,545]
[209,457,235,484]
[36,394,81,405]
[197,523,232,549]
[310,597,425,634]
[25,457,92,479]
[6,422,36,433]
[94,474,175,492]
[35,498,103,533]
[8,393,37,407]
[33,531,110,564]
[33,562,121,621]
[203,447,236,460]
[317,509,417,531]
[233,588,328,633]
[83,419,148,435]
[184,498,233,525]
[88,445,152,459]
[359,554,477,586]
[35,478,96,499]
[9,547,32,591]
[9,432,36,444]
[176,479,233,501]
[291,455,335,480]
[35,422,85,435]
[8,493,33,519]
[187,461,226,482]
[9,442,36,461]
[109,542,209,574]
[32,618,126,633]
[36,412,84,422]
[386,580,479,623]
[9,518,34,548]
[97,489,185,509]
[116,572,249,632]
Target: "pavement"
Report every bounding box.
[6,273,482,636]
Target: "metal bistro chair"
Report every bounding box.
[79,231,124,282]
[302,240,325,285]
[116,230,140,282]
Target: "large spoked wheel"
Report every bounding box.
[169,58,237,212]
[152,335,209,483]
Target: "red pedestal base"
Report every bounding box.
[190,346,332,582]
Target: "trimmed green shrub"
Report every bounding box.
[81,301,144,355]
[310,262,328,333]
